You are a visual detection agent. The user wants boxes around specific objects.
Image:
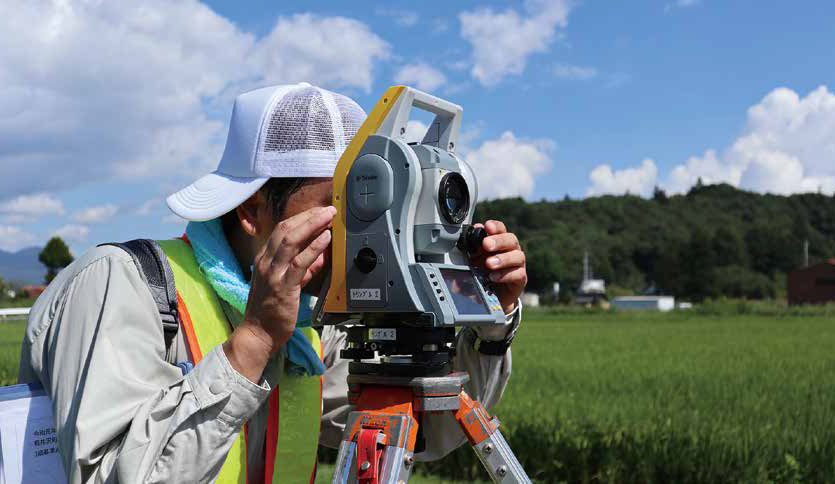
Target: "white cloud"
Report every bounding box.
[588,86,835,197]
[2,215,27,225]
[432,18,450,34]
[53,224,89,242]
[670,86,835,194]
[553,63,598,80]
[163,214,186,225]
[403,120,430,144]
[0,225,37,252]
[0,1,247,197]
[587,159,658,197]
[665,0,701,11]
[459,0,574,86]
[72,204,119,224]
[0,2,390,199]
[135,199,160,216]
[676,0,700,7]
[394,63,447,92]
[465,131,554,199]
[375,8,419,27]
[666,149,740,193]
[0,193,65,219]
[253,14,390,94]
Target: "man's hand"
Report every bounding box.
[475,220,527,314]
[244,205,335,351]
[225,205,334,382]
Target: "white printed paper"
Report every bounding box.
[0,387,66,484]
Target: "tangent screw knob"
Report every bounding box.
[497,465,507,477]
[360,461,371,471]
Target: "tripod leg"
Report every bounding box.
[331,387,417,484]
[455,392,531,484]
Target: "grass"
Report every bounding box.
[421,306,835,483]
[0,321,25,386]
[0,297,37,309]
[6,301,835,482]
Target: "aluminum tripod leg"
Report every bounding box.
[331,386,417,484]
[454,392,531,483]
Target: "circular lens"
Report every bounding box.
[438,172,470,224]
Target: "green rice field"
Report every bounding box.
[5,302,835,483]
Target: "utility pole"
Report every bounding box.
[804,239,809,267]
[583,249,591,281]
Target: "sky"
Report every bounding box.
[1,0,834,255]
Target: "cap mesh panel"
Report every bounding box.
[334,95,366,144]
[263,87,336,153]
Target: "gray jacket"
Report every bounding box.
[18,245,519,483]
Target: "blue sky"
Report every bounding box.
[1,0,834,255]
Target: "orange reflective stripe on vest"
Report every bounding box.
[158,238,323,483]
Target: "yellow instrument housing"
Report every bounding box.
[324,86,406,313]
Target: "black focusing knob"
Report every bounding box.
[457,225,488,255]
[355,247,378,273]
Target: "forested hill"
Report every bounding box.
[473,183,835,301]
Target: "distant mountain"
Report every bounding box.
[0,246,45,286]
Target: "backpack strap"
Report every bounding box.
[99,239,180,348]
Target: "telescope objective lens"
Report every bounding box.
[438,172,470,224]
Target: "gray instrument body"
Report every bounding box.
[341,134,505,327]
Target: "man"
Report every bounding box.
[19,83,527,483]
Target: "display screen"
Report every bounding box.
[440,269,489,315]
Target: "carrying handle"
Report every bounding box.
[376,86,463,152]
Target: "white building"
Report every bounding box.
[612,296,675,312]
[521,292,540,307]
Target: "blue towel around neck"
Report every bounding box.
[185,218,325,376]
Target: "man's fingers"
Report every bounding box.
[485,220,507,235]
[263,206,334,261]
[283,229,332,285]
[488,266,527,284]
[275,206,336,265]
[300,253,327,287]
[485,249,525,270]
[482,232,519,253]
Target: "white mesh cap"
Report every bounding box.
[167,82,367,221]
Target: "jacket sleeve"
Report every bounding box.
[318,304,521,462]
[18,247,269,484]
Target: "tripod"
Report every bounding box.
[330,360,531,483]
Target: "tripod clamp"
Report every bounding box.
[332,371,531,483]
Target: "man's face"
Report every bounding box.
[264,177,334,295]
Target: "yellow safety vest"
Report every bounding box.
[158,238,323,484]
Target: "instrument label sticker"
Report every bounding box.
[368,328,397,341]
[350,288,381,301]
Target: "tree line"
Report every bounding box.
[474,182,835,302]
[0,237,73,301]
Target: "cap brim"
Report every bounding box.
[166,172,269,222]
